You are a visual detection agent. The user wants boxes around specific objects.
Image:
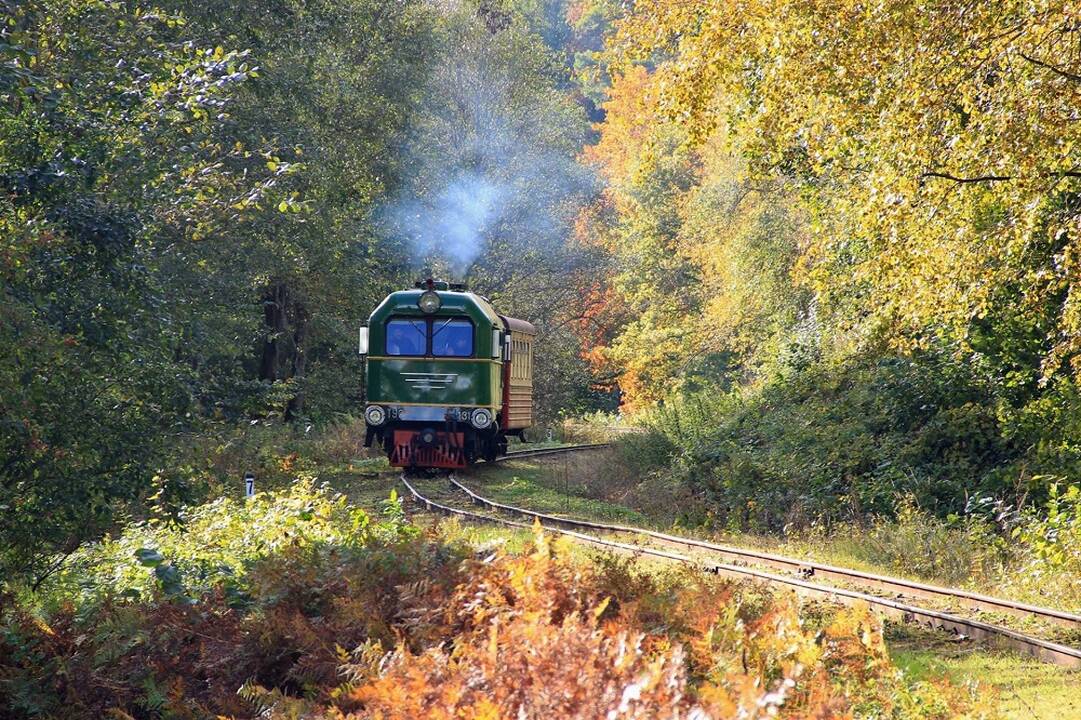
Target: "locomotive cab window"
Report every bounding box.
[432,318,474,357]
[385,318,427,356]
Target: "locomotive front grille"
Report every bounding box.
[389,429,467,469]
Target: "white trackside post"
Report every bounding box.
[244,472,255,499]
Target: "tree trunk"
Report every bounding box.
[260,282,289,382]
[259,280,310,420]
[285,300,309,420]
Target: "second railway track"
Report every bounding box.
[400,453,1081,669]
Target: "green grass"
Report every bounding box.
[418,515,537,555]
[505,438,578,451]
[463,459,652,525]
[317,443,593,512]
[888,625,1081,720]
[318,457,399,511]
[459,449,1081,616]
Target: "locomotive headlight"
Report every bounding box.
[470,408,492,429]
[418,290,441,314]
[364,405,386,426]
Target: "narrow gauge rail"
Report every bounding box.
[499,442,610,460]
[451,476,1081,630]
[400,472,1081,668]
[476,444,1081,657]
[493,445,1081,630]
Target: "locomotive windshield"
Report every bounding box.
[432,318,474,357]
[386,318,426,355]
[385,316,474,357]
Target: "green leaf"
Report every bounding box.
[135,548,164,567]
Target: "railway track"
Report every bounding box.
[496,444,1081,627]
[450,476,1081,629]
[498,442,610,461]
[400,456,1081,668]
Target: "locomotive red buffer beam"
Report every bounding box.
[389,429,467,469]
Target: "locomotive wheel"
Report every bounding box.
[481,435,508,463]
[481,435,498,463]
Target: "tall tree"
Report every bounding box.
[0,0,269,581]
[611,1,1081,383]
[0,0,437,583]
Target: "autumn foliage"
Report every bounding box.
[578,1,1081,405]
[1,484,983,719]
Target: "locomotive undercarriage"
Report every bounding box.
[365,422,508,469]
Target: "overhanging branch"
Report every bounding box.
[921,169,1081,183]
[1019,52,1081,83]
[922,171,1013,183]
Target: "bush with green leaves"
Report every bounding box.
[0,480,464,718]
[999,482,1081,607]
[28,477,416,613]
[643,352,1081,532]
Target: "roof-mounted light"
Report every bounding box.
[418,290,441,314]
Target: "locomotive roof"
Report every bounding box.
[501,316,537,335]
[369,289,536,335]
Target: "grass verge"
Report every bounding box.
[888,625,1081,720]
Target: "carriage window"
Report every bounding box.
[385,318,427,356]
[432,318,474,357]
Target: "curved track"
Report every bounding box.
[498,443,610,461]
[400,456,1081,668]
[494,444,1081,628]
[450,476,1081,629]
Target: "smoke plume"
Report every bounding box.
[377,10,595,279]
[382,173,505,274]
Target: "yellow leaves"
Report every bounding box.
[278,452,299,472]
[32,616,55,637]
[531,516,549,558]
[593,595,612,619]
[487,617,499,663]
[581,66,662,187]
[460,698,502,720]
[593,0,1081,384]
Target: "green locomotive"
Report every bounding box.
[359,275,535,469]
